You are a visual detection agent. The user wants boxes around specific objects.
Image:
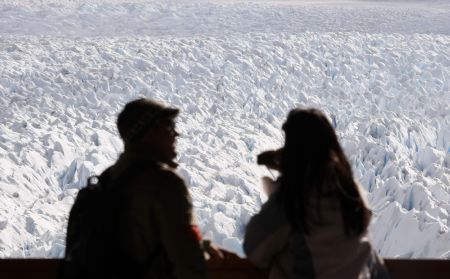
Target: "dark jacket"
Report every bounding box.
[110,151,207,279]
[244,190,386,279]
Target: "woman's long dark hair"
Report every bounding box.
[277,108,370,236]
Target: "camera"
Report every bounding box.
[257,149,282,169]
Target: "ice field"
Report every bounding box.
[0,0,449,258]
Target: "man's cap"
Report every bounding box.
[117,98,179,144]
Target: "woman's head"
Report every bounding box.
[281,108,341,173]
[278,108,369,235]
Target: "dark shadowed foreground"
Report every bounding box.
[1,258,450,279]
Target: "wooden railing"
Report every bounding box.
[1,258,450,278]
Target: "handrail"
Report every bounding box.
[0,258,450,278]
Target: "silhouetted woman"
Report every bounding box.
[244,108,389,279]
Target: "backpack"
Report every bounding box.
[61,164,146,279]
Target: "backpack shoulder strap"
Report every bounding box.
[100,161,154,192]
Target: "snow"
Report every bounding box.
[0,0,449,258]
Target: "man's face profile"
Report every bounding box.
[141,118,178,161]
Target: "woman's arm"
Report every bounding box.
[243,196,290,268]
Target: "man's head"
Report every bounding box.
[117,98,180,165]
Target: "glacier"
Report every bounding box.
[0,0,449,258]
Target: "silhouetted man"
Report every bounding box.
[109,98,208,278]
